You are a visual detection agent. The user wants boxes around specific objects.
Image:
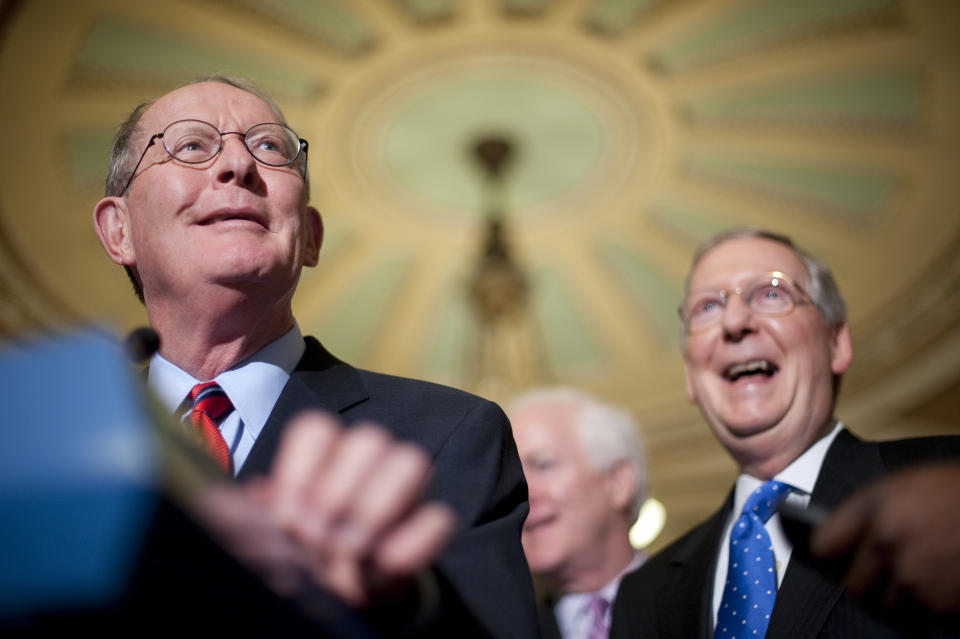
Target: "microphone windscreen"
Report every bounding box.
[124,327,159,362]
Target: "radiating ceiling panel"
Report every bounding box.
[295,222,369,345]
[645,197,737,246]
[400,0,456,23]
[421,272,472,384]
[503,0,550,15]
[682,67,922,126]
[648,0,901,72]
[226,0,373,53]
[63,127,114,190]
[681,151,901,219]
[311,252,413,364]
[311,223,353,267]
[596,239,681,344]
[72,15,321,99]
[585,0,666,34]
[530,263,604,373]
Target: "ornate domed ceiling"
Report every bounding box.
[1,0,959,547]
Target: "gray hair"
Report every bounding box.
[103,75,307,302]
[685,227,847,327]
[509,387,648,522]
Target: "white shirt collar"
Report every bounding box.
[147,322,305,442]
[732,421,844,513]
[555,552,644,637]
[773,420,844,496]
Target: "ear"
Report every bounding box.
[604,459,638,515]
[302,205,323,267]
[830,322,853,375]
[93,196,136,266]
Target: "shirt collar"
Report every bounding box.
[733,421,844,512]
[556,552,645,612]
[147,322,305,438]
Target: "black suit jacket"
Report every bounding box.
[236,337,540,638]
[535,593,563,639]
[611,429,960,639]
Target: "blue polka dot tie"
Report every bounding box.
[714,480,791,639]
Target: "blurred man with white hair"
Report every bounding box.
[510,387,648,639]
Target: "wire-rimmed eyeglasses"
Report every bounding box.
[121,119,308,194]
[678,271,812,334]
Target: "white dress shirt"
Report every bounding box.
[711,422,844,630]
[556,552,645,639]
[147,323,305,475]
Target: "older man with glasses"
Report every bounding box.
[92,75,538,637]
[610,228,960,639]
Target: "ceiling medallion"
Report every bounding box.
[323,35,666,231]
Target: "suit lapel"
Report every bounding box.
[766,429,883,639]
[658,494,732,639]
[237,337,369,479]
[807,429,882,510]
[537,592,563,639]
[766,550,845,639]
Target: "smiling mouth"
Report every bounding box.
[723,359,778,382]
[198,213,266,228]
[523,515,554,533]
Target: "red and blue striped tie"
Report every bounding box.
[188,381,233,474]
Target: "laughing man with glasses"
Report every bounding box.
[610,228,960,639]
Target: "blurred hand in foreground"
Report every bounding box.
[811,462,960,616]
[195,410,456,609]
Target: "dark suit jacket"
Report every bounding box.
[536,595,562,639]
[610,429,960,639]
[236,337,540,638]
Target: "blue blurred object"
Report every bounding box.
[0,328,158,618]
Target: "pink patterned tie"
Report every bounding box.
[586,594,610,639]
[187,381,233,473]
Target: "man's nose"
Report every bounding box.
[214,133,261,189]
[721,293,756,340]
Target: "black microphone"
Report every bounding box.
[124,327,160,362]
